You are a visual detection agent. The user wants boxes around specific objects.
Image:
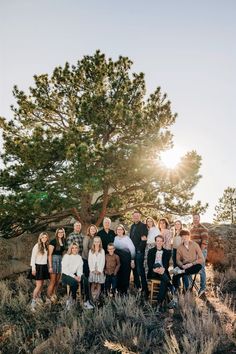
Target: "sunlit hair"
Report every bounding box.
[103,217,111,226]
[174,220,183,235]
[55,228,66,250]
[158,218,169,230]
[180,229,190,237]
[192,213,200,217]
[146,216,156,228]
[87,224,98,238]
[116,224,126,235]
[91,236,103,253]
[37,232,49,255]
[155,235,164,242]
[67,242,79,255]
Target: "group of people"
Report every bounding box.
[29,211,208,312]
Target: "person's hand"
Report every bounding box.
[96,271,101,275]
[141,235,147,241]
[74,275,81,282]
[32,270,36,276]
[49,267,53,273]
[183,263,192,269]
[156,267,165,275]
[131,260,135,269]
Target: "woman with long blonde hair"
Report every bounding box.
[29,232,50,310]
[88,236,105,301]
[82,224,98,277]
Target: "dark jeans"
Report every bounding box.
[62,274,90,301]
[172,264,202,289]
[83,259,89,278]
[105,274,117,293]
[151,271,174,304]
[133,251,148,293]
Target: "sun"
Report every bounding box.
[160,146,184,169]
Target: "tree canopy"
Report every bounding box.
[214,187,236,224]
[0,51,206,237]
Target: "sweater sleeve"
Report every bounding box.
[98,250,105,273]
[76,255,84,277]
[30,244,38,271]
[195,244,204,264]
[114,255,120,275]
[127,237,136,259]
[88,250,94,272]
[176,247,183,267]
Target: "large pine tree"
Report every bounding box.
[0,51,206,237]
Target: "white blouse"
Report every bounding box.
[114,235,136,259]
[88,249,105,273]
[30,244,48,271]
[147,226,160,244]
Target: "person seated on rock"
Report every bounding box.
[172,230,204,293]
[147,235,177,312]
[61,242,94,310]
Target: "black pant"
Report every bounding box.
[172,264,202,289]
[62,274,90,301]
[115,249,131,295]
[133,251,148,293]
[150,271,174,304]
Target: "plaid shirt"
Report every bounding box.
[66,232,84,255]
[190,224,208,249]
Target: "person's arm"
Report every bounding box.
[141,224,148,241]
[88,250,94,272]
[114,255,120,275]
[99,250,105,273]
[176,247,183,267]
[127,237,136,259]
[200,228,208,250]
[194,243,204,264]
[75,256,83,279]
[48,244,54,273]
[30,244,38,275]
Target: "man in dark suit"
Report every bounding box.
[147,235,176,311]
[130,211,148,296]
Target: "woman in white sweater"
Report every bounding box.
[62,242,94,309]
[30,232,50,310]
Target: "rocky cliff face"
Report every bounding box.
[0,232,54,278]
[0,224,235,278]
[207,224,236,269]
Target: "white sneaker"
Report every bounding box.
[65,298,74,310]
[83,300,94,310]
[171,267,185,275]
[31,299,36,311]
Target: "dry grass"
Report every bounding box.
[0,271,235,354]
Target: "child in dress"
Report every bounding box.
[104,243,120,296]
[88,236,105,301]
[30,232,50,311]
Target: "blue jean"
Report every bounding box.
[105,274,117,293]
[133,251,148,292]
[200,249,207,290]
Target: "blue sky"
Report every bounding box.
[1,0,236,221]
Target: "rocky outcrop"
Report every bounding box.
[0,232,54,278]
[207,224,236,269]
